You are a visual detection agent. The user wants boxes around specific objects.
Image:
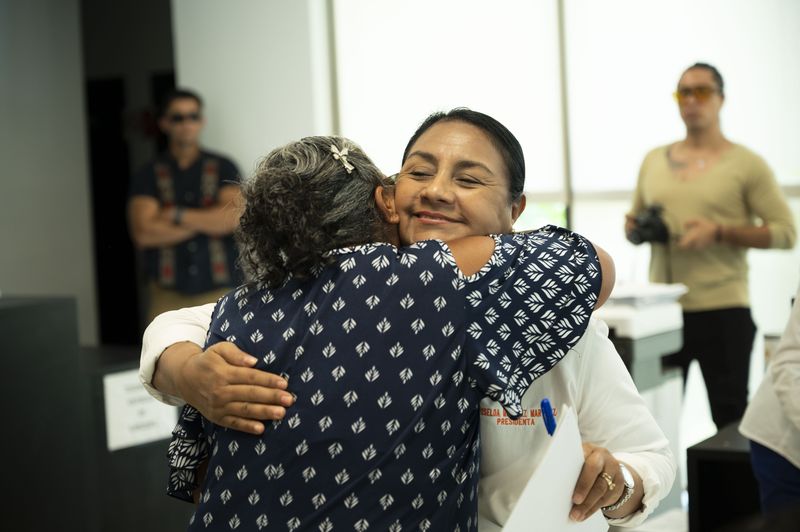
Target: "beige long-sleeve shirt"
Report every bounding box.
[630,143,796,311]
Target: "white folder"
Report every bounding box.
[503,404,608,532]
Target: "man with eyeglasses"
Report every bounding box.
[128,88,243,323]
[625,63,796,431]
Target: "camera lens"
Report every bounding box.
[628,228,645,245]
[627,205,668,245]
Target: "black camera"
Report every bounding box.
[628,204,669,245]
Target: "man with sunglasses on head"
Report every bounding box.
[128,88,244,323]
[626,63,795,431]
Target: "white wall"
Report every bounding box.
[172,1,800,333]
[171,0,334,178]
[333,0,564,191]
[565,0,800,192]
[0,0,98,345]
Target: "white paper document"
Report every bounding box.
[503,405,608,532]
[103,368,178,451]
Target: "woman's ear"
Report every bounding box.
[511,194,527,224]
[375,186,400,224]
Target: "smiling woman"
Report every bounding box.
[159,133,610,530]
[140,109,675,530]
[395,109,527,243]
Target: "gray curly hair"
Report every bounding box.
[236,136,391,288]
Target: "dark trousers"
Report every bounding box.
[750,441,800,514]
[662,307,756,429]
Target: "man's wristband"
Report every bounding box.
[173,207,185,226]
[714,224,723,243]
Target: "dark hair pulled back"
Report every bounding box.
[401,108,526,202]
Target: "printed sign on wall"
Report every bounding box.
[103,369,178,451]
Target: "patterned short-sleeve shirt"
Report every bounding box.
[168,226,601,531]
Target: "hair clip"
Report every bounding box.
[330,144,354,174]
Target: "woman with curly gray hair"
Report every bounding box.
[235,135,397,288]
[166,133,609,530]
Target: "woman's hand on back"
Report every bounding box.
[169,341,295,435]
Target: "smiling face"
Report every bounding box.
[394,120,525,244]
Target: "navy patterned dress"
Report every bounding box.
[167,226,601,531]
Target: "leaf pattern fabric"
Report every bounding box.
[167,226,601,530]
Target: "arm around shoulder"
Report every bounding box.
[447,236,496,276]
[447,232,616,308]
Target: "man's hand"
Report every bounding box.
[128,196,196,248]
[624,214,637,241]
[678,217,719,250]
[175,342,295,435]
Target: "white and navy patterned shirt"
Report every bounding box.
[167,226,601,531]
